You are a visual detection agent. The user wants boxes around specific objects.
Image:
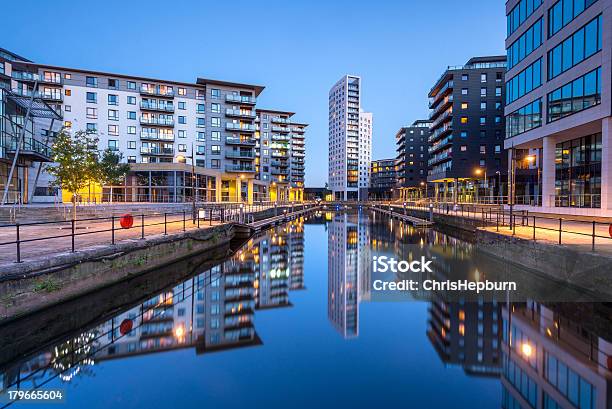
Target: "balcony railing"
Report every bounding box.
[140,131,175,141]
[4,136,52,160]
[226,123,256,132]
[225,164,255,173]
[292,152,305,157]
[272,169,289,175]
[271,117,291,124]
[140,147,175,155]
[271,134,290,141]
[225,150,255,159]
[140,117,175,126]
[225,136,256,145]
[40,92,63,102]
[272,126,290,133]
[225,109,256,118]
[140,86,175,97]
[225,94,256,104]
[140,101,175,112]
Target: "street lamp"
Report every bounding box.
[495,171,501,205]
[420,181,427,201]
[474,168,486,204]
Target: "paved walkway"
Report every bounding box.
[385,203,612,256]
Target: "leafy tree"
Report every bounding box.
[96,149,130,203]
[47,130,99,219]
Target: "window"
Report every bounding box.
[127,111,136,120]
[178,101,186,110]
[507,18,543,69]
[127,126,136,135]
[65,89,71,96]
[461,74,469,81]
[211,159,220,168]
[461,88,468,95]
[547,67,601,122]
[108,140,118,150]
[479,159,486,167]
[460,145,467,152]
[127,96,136,105]
[178,144,187,152]
[547,15,602,80]
[480,88,487,97]
[108,79,118,89]
[86,76,98,87]
[211,117,220,127]
[461,103,468,109]
[128,141,136,149]
[495,116,502,124]
[480,145,486,154]
[86,107,97,119]
[480,130,487,138]
[108,109,119,121]
[480,102,487,110]
[196,117,205,128]
[108,125,119,136]
[211,131,221,141]
[86,92,97,103]
[127,156,136,163]
[127,81,136,90]
[495,145,501,153]
[211,103,220,113]
[211,145,221,155]
[549,0,599,38]
[178,130,186,138]
[178,116,186,124]
[65,105,71,112]
[461,117,468,124]
[460,131,468,138]
[86,123,97,132]
[178,87,186,96]
[197,132,205,142]
[197,103,205,113]
[480,73,487,83]
[507,0,543,36]
[495,87,502,96]
[495,102,502,110]
[197,145,205,155]
[211,88,220,98]
[480,116,486,125]
[506,58,542,104]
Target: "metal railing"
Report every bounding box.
[0,202,316,263]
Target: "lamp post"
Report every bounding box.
[474,168,486,204]
[495,171,501,205]
[420,181,427,201]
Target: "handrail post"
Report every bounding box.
[591,221,595,251]
[533,216,536,241]
[183,210,186,232]
[111,216,115,244]
[71,219,75,252]
[164,213,167,235]
[141,214,145,239]
[558,218,562,245]
[496,211,499,232]
[15,223,21,263]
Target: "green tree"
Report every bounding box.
[96,149,130,203]
[47,130,99,220]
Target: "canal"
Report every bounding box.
[0,210,610,408]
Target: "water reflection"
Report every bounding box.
[0,211,610,408]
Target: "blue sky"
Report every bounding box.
[2,0,506,186]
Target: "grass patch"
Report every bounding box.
[33,278,61,293]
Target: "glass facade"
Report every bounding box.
[507,18,543,69]
[118,170,218,203]
[506,58,542,104]
[506,98,542,138]
[502,352,538,408]
[507,0,544,36]
[547,15,602,80]
[548,0,599,38]
[547,67,601,122]
[555,133,601,208]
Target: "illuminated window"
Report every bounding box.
[461,117,468,124]
[461,103,468,109]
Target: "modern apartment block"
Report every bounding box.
[328,75,372,201]
[504,0,611,216]
[368,158,397,200]
[255,109,306,202]
[428,56,508,204]
[0,47,306,204]
[395,120,432,201]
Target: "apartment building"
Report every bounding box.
[0,47,306,204]
[504,0,611,216]
[428,56,508,204]
[328,75,372,201]
[395,120,432,201]
[369,158,397,200]
[256,109,306,202]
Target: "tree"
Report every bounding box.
[96,149,130,203]
[47,130,99,220]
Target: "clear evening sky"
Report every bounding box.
[2,0,505,187]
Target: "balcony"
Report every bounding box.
[140,147,175,156]
[292,145,305,151]
[271,117,291,124]
[140,86,175,98]
[292,164,305,171]
[4,136,52,162]
[225,164,255,173]
[226,109,256,119]
[272,151,289,158]
[225,150,255,159]
[428,151,452,167]
[290,127,305,133]
[140,131,175,141]
[40,92,63,102]
[271,160,289,168]
[429,95,453,121]
[291,170,305,176]
[429,80,453,109]
[271,126,290,133]
[140,101,174,112]
[225,94,256,104]
[429,109,453,131]
[429,135,453,155]
[271,134,290,142]
[226,136,256,145]
[272,168,289,176]
[226,123,256,132]
[292,151,305,157]
[140,117,174,127]
[429,123,452,143]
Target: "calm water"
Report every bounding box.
[1,210,610,409]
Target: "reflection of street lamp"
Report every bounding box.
[521,342,533,358]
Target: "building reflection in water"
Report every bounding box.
[0,218,306,395]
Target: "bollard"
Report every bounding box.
[71,219,76,252]
[15,223,21,263]
[112,216,115,244]
[533,216,536,241]
[141,214,145,239]
[558,218,562,244]
[183,210,186,232]
[164,213,167,235]
[592,221,596,251]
